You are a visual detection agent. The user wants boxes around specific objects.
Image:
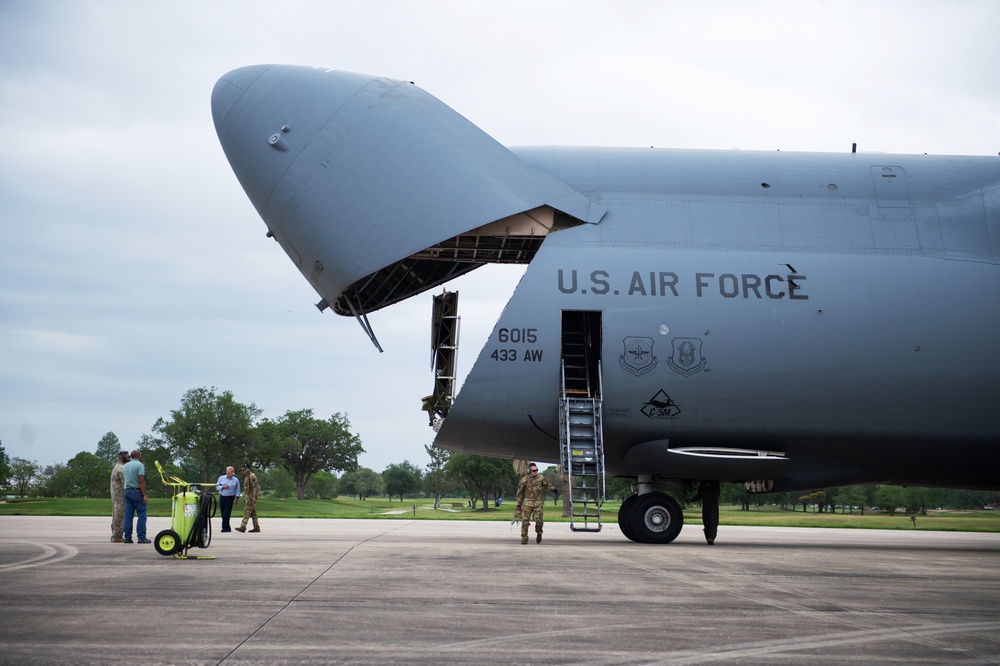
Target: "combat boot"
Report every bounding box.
[235,526,246,533]
[536,533,542,544]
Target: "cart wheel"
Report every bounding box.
[154,529,181,556]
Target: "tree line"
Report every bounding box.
[2,386,998,511]
[0,386,526,505]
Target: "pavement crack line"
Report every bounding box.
[215,521,415,665]
[593,550,1000,662]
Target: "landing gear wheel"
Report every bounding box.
[154,529,181,556]
[630,492,683,544]
[618,495,638,542]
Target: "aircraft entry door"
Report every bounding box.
[560,310,602,398]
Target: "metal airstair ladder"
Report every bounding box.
[426,291,460,430]
[559,314,605,532]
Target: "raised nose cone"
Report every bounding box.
[211,65,382,220]
[212,64,605,337]
[211,65,272,136]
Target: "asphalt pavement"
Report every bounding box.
[1,516,998,665]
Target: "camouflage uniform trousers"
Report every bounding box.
[520,502,545,542]
[240,499,260,530]
[111,491,125,541]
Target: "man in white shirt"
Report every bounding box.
[215,466,241,533]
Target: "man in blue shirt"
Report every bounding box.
[122,450,149,544]
[215,466,241,532]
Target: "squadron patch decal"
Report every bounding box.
[667,337,707,377]
[619,336,657,376]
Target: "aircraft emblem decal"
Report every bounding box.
[667,337,707,377]
[619,336,657,376]
[641,390,682,419]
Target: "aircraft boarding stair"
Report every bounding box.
[559,312,605,532]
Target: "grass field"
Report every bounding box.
[2,496,999,532]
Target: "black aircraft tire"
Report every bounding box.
[154,529,181,556]
[630,492,684,544]
[618,495,638,542]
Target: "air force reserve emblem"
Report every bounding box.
[667,337,707,377]
[619,336,657,376]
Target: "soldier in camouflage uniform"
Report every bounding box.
[109,451,129,543]
[235,464,261,533]
[515,463,555,544]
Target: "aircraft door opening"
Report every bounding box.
[561,310,602,398]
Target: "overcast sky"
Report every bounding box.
[2,1,998,475]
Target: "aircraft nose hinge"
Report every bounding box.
[268,133,289,151]
[268,125,292,151]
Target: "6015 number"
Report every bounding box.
[497,328,537,344]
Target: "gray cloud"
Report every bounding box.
[2,0,998,472]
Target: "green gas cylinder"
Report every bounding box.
[172,490,200,542]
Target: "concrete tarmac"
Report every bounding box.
[1,516,998,665]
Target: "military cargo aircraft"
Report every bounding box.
[213,65,1000,544]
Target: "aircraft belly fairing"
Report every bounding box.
[214,65,1000,543]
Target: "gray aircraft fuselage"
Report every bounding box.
[213,65,1000,504]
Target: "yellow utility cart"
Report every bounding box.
[153,461,217,559]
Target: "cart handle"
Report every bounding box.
[153,461,227,489]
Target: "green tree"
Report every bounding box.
[0,440,11,490]
[874,485,909,515]
[541,466,562,507]
[340,467,384,500]
[383,461,421,501]
[798,491,827,512]
[445,453,514,509]
[39,463,71,497]
[839,485,868,514]
[94,432,121,467]
[940,488,987,509]
[720,482,747,507]
[307,470,339,499]
[60,452,109,497]
[257,467,296,498]
[153,387,262,483]
[257,410,364,500]
[9,457,40,497]
[137,433,175,498]
[423,444,452,509]
[921,487,947,513]
[605,476,634,501]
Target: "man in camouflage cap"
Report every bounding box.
[109,451,129,542]
[235,463,261,533]
[515,463,555,544]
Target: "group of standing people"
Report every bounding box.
[110,449,149,543]
[215,464,260,533]
[112,455,720,545]
[110,453,261,543]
